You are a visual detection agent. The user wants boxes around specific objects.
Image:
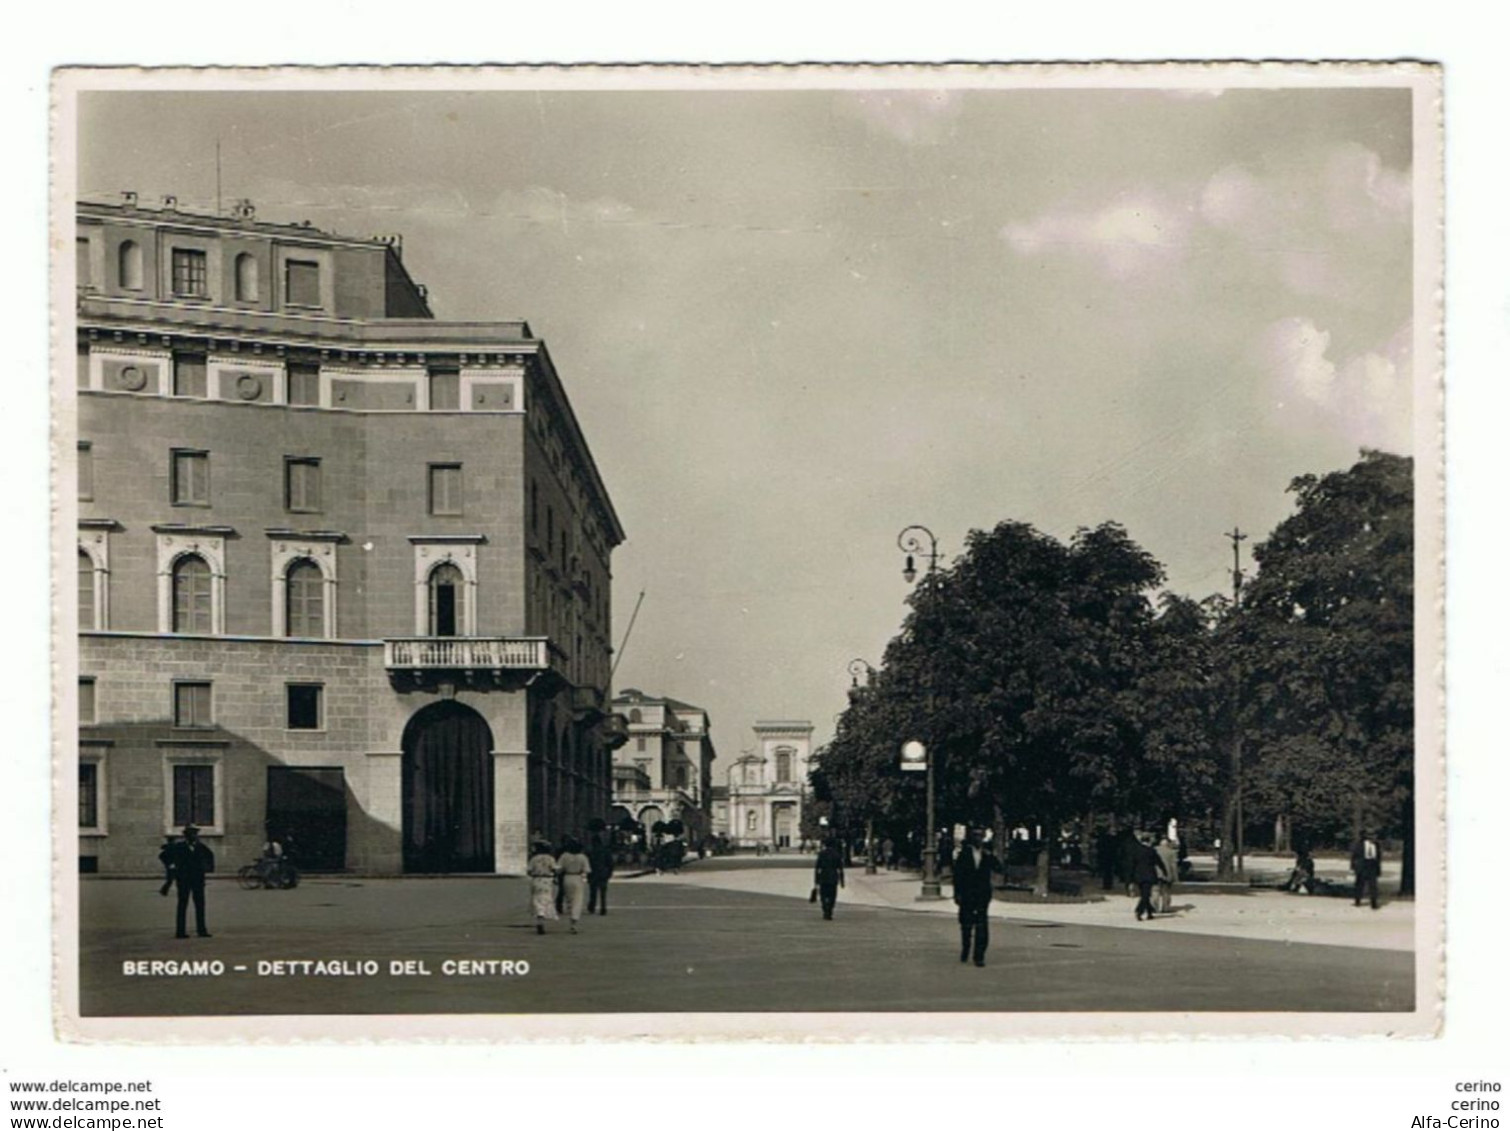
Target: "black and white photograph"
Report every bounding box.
[53,64,1441,1041]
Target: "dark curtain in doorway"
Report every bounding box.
[402,703,494,873]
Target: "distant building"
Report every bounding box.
[724,720,814,849]
[73,193,625,876]
[608,690,716,841]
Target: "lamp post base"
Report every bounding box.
[916,881,944,902]
[918,847,945,900]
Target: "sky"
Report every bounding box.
[77,80,1418,770]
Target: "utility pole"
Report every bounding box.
[1225,527,1248,879]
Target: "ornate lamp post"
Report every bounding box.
[846,658,879,874]
[898,525,944,900]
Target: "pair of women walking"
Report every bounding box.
[527,837,595,934]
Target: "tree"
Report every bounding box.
[1237,451,1414,892]
[833,520,1165,895]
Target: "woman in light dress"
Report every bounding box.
[527,841,560,934]
[556,836,593,934]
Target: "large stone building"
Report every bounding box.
[721,720,814,849]
[608,689,716,842]
[72,194,625,876]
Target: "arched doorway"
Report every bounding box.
[401,701,494,873]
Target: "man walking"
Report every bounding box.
[587,831,615,916]
[1351,832,1383,909]
[952,827,1000,967]
[160,823,215,938]
[1132,832,1170,921]
[813,837,846,920]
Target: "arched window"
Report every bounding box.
[285,559,325,638]
[775,747,794,782]
[78,549,95,629]
[171,555,212,634]
[628,708,642,723]
[234,253,259,302]
[428,562,464,637]
[118,240,143,290]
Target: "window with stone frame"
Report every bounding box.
[171,248,208,298]
[171,450,210,506]
[427,463,463,516]
[78,550,96,630]
[172,763,215,827]
[286,683,323,730]
[79,762,99,829]
[173,681,212,728]
[284,559,325,638]
[171,556,213,634]
[285,259,321,307]
[286,363,320,407]
[285,457,322,513]
[78,677,96,725]
[78,441,93,500]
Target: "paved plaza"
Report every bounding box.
[78,859,1413,1017]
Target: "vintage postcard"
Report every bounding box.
[51,63,1443,1041]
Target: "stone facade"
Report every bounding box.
[722,720,814,850]
[608,690,717,842]
[72,195,624,875]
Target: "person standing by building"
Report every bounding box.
[161,824,214,939]
[813,837,845,920]
[1154,834,1179,914]
[951,826,1000,967]
[157,834,177,897]
[587,832,614,916]
[1351,832,1383,909]
[557,836,592,934]
[527,841,560,935]
[1132,832,1170,921]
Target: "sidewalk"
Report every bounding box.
[631,863,1414,952]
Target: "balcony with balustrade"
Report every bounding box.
[383,636,568,692]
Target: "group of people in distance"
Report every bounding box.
[526,832,616,934]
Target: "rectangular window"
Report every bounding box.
[287,363,320,407]
[171,248,208,298]
[76,238,92,287]
[285,259,321,307]
[173,353,207,398]
[171,449,210,506]
[172,764,215,827]
[636,736,646,752]
[173,681,212,728]
[79,677,96,725]
[428,367,460,411]
[286,684,323,730]
[285,457,322,513]
[79,762,99,828]
[428,463,462,516]
[78,441,93,501]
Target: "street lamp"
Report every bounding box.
[846,659,878,873]
[898,524,944,901]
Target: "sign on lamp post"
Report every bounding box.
[901,740,942,900]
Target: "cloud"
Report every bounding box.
[837,90,964,145]
[1004,143,1411,304]
[1001,194,1191,281]
[1262,317,1412,451]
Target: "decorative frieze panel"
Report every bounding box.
[88,344,170,396]
[463,368,525,413]
[210,358,282,404]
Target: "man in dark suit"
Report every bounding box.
[587,832,615,916]
[813,837,846,920]
[160,823,215,938]
[1351,833,1383,910]
[951,827,1000,967]
[1132,832,1170,921]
